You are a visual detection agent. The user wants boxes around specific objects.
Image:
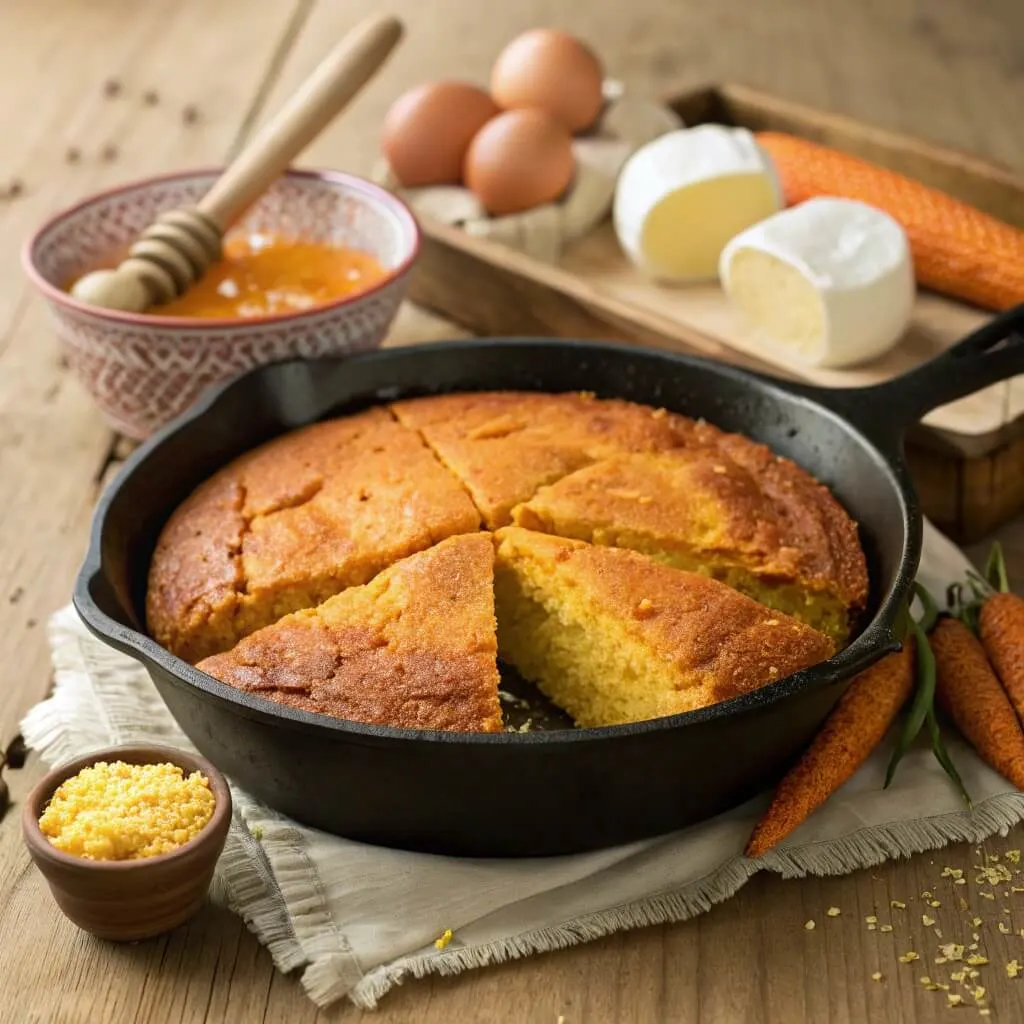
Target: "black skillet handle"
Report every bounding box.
[818,303,1024,449]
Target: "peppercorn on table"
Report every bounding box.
[3,1,1024,1022]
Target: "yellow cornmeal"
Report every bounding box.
[38,761,215,861]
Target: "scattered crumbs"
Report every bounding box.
[102,77,121,97]
[935,928,944,939]
[939,943,965,961]
[935,956,948,965]
[1003,907,1012,915]
[980,892,996,900]
[1002,921,1013,935]
[942,867,965,880]
[922,915,936,927]
[929,900,942,909]
[898,952,920,964]
[980,1011,991,1018]
[1007,959,1022,978]
[804,920,816,930]
[891,900,907,910]
[960,898,970,911]
[826,907,841,917]
[973,933,980,942]
[871,972,883,982]
[976,863,1013,886]
[923,891,933,899]
[955,878,967,886]
[250,824,263,841]
[517,719,533,734]
[867,923,877,931]
[1007,850,1021,864]
[969,943,979,951]
[920,976,941,991]
[966,955,989,966]
[947,993,963,1007]
[951,970,967,983]
[972,917,984,928]
[866,915,878,924]
[182,103,200,124]
[972,986,986,1002]
[434,928,453,951]
[1011,886,1024,893]
[880,924,893,933]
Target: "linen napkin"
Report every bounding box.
[21,519,1024,1010]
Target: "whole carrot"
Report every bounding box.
[756,132,1024,312]
[745,641,915,859]
[931,616,1024,789]
[979,592,1024,723]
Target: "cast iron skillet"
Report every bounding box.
[75,305,1024,857]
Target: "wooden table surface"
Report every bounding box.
[4,1,1024,1021]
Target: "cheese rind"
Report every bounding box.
[719,197,915,368]
[613,125,782,282]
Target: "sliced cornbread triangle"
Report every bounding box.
[197,534,503,733]
[147,409,481,664]
[493,527,834,728]
[391,391,698,528]
[512,445,867,644]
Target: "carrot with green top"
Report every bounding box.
[973,542,1024,724]
[930,616,1024,789]
[745,640,916,858]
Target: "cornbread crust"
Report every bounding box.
[493,527,835,726]
[390,391,701,528]
[197,534,503,733]
[512,443,867,638]
[146,409,480,664]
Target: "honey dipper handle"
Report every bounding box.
[197,14,403,230]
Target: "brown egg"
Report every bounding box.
[490,29,605,133]
[382,81,500,188]
[464,109,575,216]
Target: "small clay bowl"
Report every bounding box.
[22,744,231,942]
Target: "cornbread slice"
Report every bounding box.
[197,534,503,733]
[513,445,867,643]
[391,391,699,528]
[493,527,834,727]
[147,410,480,663]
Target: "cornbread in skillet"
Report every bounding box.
[146,409,480,664]
[390,391,699,527]
[197,534,503,732]
[512,441,867,643]
[493,527,835,727]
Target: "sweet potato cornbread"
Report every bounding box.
[147,391,869,731]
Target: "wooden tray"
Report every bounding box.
[404,82,1024,543]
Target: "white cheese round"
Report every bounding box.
[612,125,782,283]
[719,197,915,369]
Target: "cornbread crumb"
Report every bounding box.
[939,944,965,962]
[1007,959,1021,978]
[972,918,983,928]
[871,972,882,982]
[947,993,963,1007]
[880,925,893,933]
[804,919,815,930]
[890,900,906,910]
[38,760,214,860]
[929,899,942,908]
[922,915,935,927]
[435,928,453,950]
[898,952,919,964]
[941,867,964,880]
[1006,850,1020,864]
[826,906,841,917]
[866,915,878,924]
[999,922,1011,934]
[966,955,989,966]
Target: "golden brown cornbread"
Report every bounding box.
[493,527,835,727]
[390,391,700,528]
[197,534,503,733]
[512,445,867,642]
[146,409,480,663]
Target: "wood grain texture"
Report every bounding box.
[4,0,1024,1022]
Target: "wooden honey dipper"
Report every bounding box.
[72,14,404,313]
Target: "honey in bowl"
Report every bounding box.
[71,231,388,319]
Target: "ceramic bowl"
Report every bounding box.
[22,744,232,942]
[23,169,420,439]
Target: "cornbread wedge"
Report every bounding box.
[197,534,503,733]
[147,410,480,664]
[390,391,699,528]
[513,446,867,643]
[493,527,835,727]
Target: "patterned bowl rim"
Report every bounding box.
[21,167,421,331]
